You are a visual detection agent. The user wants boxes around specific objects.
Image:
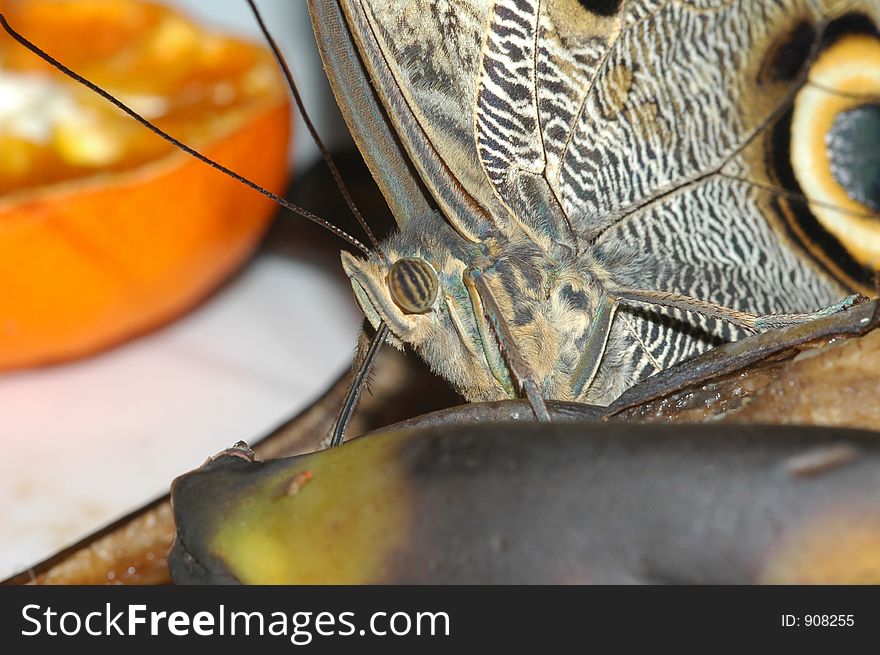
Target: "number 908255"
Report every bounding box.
[782,614,855,627]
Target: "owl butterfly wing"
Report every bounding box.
[308,0,440,229]
[327,0,878,260]
[474,0,879,396]
[330,0,574,244]
[578,0,880,391]
[557,0,880,276]
[329,0,648,247]
[479,0,879,267]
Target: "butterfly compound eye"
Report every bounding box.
[387,258,439,314]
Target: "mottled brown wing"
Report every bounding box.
[307,0,439,231]
[581,0,880,390]
[329,0,502,243]
[324,0,880,401]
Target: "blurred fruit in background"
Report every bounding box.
[0,0,291,369]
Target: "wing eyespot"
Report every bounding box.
[787,27,880,277]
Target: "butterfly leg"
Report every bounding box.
[571,294,619,398]
[611,288,865,333]
[753,295,864,330]
[571,289,862,400]
[327,320,390,448]
[465,268,551,422]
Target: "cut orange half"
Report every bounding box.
[0,0,291,369]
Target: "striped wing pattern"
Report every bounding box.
[336,0,875,403]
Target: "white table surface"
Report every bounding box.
[0,248,360,579]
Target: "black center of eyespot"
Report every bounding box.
[827,104,880,214]
[577,0,622,18]
[388,258,439,314]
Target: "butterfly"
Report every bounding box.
[306,0,879,423]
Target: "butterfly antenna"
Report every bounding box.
[245,0,384,259]
[0,13,371,257]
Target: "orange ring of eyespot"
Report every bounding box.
[790,34,880,270]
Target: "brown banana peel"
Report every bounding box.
[169,421,880,584]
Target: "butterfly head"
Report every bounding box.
[340,224,470,346]
[339,215,521,400]
[343,250,453,354]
